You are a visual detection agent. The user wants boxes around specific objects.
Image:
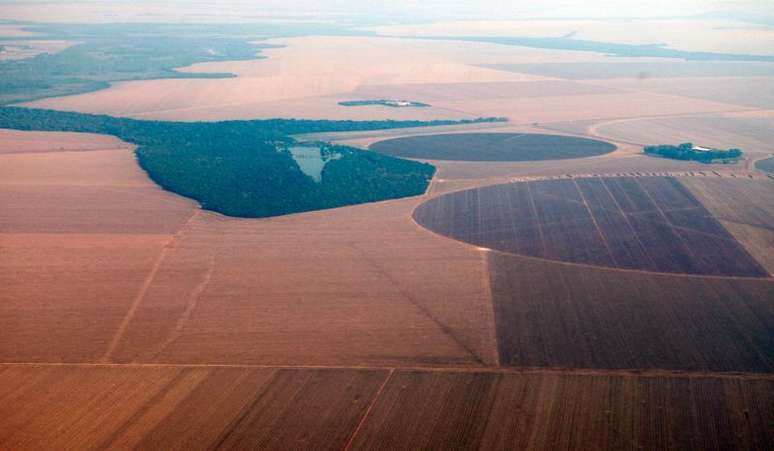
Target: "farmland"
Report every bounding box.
[2,8,774,450]
[757,157,774,173]
[488,250,774,371]
[415,176,767,277]
[681,177,774,274]
[370,133,616,161]
[2,364,770,450]
[349,369,774,450]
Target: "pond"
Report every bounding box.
[288,145,339,183]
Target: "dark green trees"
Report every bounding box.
[643,143,743,163]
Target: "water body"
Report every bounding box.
[288,145,339,183]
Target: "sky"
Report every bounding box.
[0,0,772,23]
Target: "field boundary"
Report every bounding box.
[2,362,772,380]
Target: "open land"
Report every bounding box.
[2,16,774,450]
[19,35,759,123]
[0,365,771,451]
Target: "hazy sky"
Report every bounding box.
[0,0,772,23]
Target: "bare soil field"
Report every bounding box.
[3,25,773,447]
[0,128,129,154]
[2,364,771,450]
[352,80,625,103]
[0,365,388,450]
[0,131,195,362]
[433,91,746,126]
[0,131,498,367]
[681,177,774,274]
[107,197,498,367]
[0,233,172,361]
[370,133,616,161]
[19,37,751,124]
[415,176,767,277]
[21,36,540,121]
[588,77,774,110]
[489,250,774,372]
[582,114,774,156]
[350,369,774,450]
[0,151,194,234]
[484,61,774,80]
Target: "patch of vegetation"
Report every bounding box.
[0,107,504,217]
[644,143,743,163]
[0,22,372,105]
[425,36,774,62]
[339,99,431,108]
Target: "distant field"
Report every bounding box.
[756,156,774,173]
[585,114,774,153]
[415,176,768,277]
[370,133,616,161]
[588,76,774,110]
[484,61,774,80]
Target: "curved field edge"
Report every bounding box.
[0,107,505,218]
[369,132,616,162]
[413,176,769,278]
[756,156,774,174]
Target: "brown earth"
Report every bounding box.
[106,198,498,367]
[681,177,774,274]
[0,129,129,154]
[0,130,195,362]
[579,113,774,157]
[21,37,542,121]
[2,364,772,451]
[0,130,497,367]
[351,369,774,451]
[588,77,774,110]
[488,249,774,372]
[0,365,388,450]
